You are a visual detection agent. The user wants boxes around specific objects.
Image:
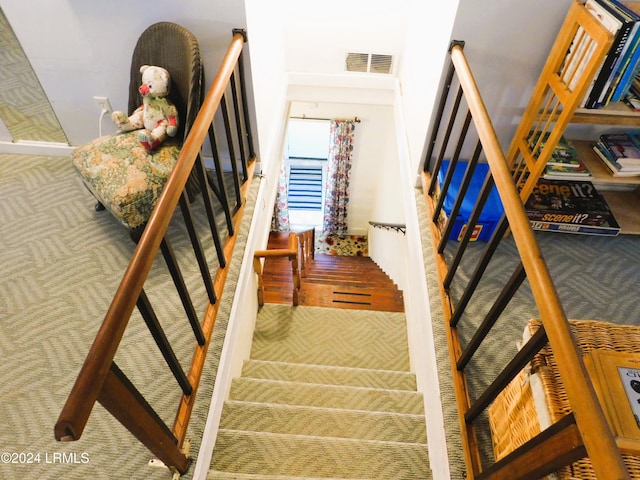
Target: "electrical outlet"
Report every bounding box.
[93,96,112,113]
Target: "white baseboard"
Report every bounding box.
[0,140,74,156]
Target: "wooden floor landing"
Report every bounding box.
[261,232,404,312]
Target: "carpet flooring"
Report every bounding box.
[0,153,258,480]
[5,152,638,479]
[209,305,431,479]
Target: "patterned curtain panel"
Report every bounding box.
[323,119,356,235]
[271,163,291,231]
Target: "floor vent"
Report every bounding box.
[345,52,393,74]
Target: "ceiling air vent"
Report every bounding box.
[345,52,393,74]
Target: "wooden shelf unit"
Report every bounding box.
[508,0,640,235]
[481,2,640,477]
[573,140,640,234]
[572,102,640,124]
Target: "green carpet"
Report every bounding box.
[209,304,431,479]
[0,153,259,480]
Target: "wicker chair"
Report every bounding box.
[72,22,203,237]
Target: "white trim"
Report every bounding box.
[286,73,396,106]
[392,80,451,480]
[0,140,74,156]
[288,71,397,91]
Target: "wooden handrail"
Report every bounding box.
[254,232,301,306]
[369,221,406,235]
[253,228,315,307]
[55,30,251,474]
[448,42,627,479]
[294,228,315,277]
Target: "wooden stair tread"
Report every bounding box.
[261,234,403,312]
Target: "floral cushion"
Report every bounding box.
[72,131,181,229]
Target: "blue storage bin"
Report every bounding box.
[437,160,504,242]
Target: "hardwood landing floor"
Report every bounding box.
[261,233,404,312]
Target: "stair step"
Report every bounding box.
[228,378,425,415]
[264,281,404,312]
[303,275,397,286]
[262,283,296,291]
[260,238,403,311]
[306,261,390,270]
[219,400,427,443]
[307,260,390,269]
[208,303,430,479]
[304,269,392,279]
[262,293,294,305]
[267,277,399,292]
[312,254,375,263]
[251,305,410,370]
[241,359,417,390]
[298,285,404,312]
[210,430,431,479]
[299,284,403,298]
[208,474,366,480]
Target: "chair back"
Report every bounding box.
[128,22,203,144]
[127,21,203,200]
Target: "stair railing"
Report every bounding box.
[422,34,627,480]
[54,29,255,474]
[254,232,301,306]
[253,228,315,306]
[295,228,315,278]
[369,220,406,235]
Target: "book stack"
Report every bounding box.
[577,0,640,109]
[529,131,593,180]
[592,131,640,176]
[543,136,593,180]
[525,177,620,236]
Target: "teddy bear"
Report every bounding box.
[111,65,178,150]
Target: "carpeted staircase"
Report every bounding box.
[208,304,431,479]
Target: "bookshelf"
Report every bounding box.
[574,140,640,233]
[572,102,640,124]
[508,0,640,235]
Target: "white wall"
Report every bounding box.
[1,0,571,160]
[367,109,407,289]
[243,0,290,170]
[1,0,248,146]
[399,0,461,175]
[0,119,11,143]
[368,225,408,290]
[281,0,408,75]
[448,0,574,149]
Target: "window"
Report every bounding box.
[287,118,330,160]
[287,164,323,211]
[285,118,330,228]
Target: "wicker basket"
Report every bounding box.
[488,319,640,479]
